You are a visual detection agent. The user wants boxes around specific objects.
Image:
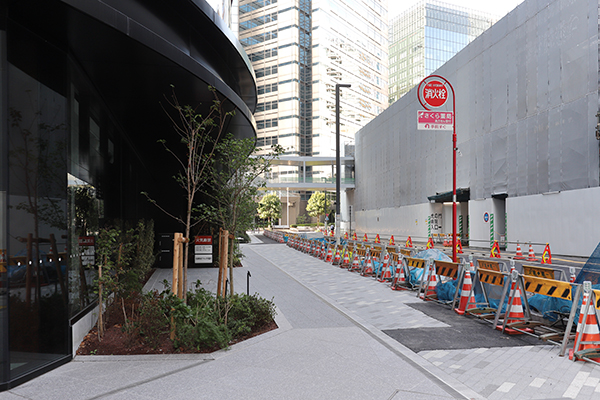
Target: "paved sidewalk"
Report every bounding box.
[2,234,598,399]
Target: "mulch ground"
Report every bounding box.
[76,269,278,356]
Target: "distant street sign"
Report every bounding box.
[417,111,453,131]
[422,80,448,108]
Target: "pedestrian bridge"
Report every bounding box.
[259,156,355,191]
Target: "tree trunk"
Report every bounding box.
[228,235,234,295]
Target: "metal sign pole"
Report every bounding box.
[417,75,457,262]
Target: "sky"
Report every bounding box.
[387,0,525,20]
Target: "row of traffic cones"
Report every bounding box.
[292,234,596,366]
[513,241,553,264]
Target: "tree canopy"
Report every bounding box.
[257,193,281,227]
[306,191,331,227]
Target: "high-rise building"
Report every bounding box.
[239,0,388,177]
[388,1,495,103]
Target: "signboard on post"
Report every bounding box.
[422,80,448,108]
[417,111,453,131]
[194,236,213,264]
[417,74,458,262]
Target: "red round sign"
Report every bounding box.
[422,81,448,108]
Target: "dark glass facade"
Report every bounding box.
[0,0,256,389]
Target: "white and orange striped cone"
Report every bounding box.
[350,253,360,271]
[443,234,449,247]
[391,264,408,290]
[496,274,533,334]
[569,286,600,362]
[325,247,333,263]
[514,241,525,260]
[333,248,341,265]
[420,271,437,300]
[378,257,392,282]
[570,267,577,283]
[526,243,538,261]
[341,251,350,268]
[570,290,591,360]
[455,269,474,315]
[362,257,374,276]
[377,253,390,282]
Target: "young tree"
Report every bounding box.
[143,86,234,302]
[306,191,331,227]
[257,193,281,228]
[199,136,283,293]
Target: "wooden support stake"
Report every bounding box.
[217,229,229,297]
[172,233,181,298]
[217,230,223,297]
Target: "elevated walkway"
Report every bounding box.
[260,156,355,191]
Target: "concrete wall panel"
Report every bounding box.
[353,0,599,256]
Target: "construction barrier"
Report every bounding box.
[418,259,461,303]
[464,259,509,321]
[570,283,600,363]
[281,230,594,359]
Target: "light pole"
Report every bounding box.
[336,83,351,244]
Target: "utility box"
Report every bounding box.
[156,233,174,268]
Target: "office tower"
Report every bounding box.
[388,0,495,103]
[239,0,388,163]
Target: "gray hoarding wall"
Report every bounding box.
[355,0,599,212]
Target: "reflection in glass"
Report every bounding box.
[67,174,100,315]
[7,64,69,379]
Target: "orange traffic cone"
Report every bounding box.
[569,289,600,362]
[443,234,449,247]
[325,247,333,262]
[332,248,341,264]
[406,236,413,248]
[526,243,538,261]
[350,253,360,271]
[378,253,391,282]
[389,235,395,246]
[341,251,350,268]
[362,256,373,276]
[496,277,532,334]
[514,241,525,260]
[541,243,552,264]
[426,236,434,249]
[490,240,501,258]
[421,271,437,300]
[455,269,474,315]
[391,264,408,290]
